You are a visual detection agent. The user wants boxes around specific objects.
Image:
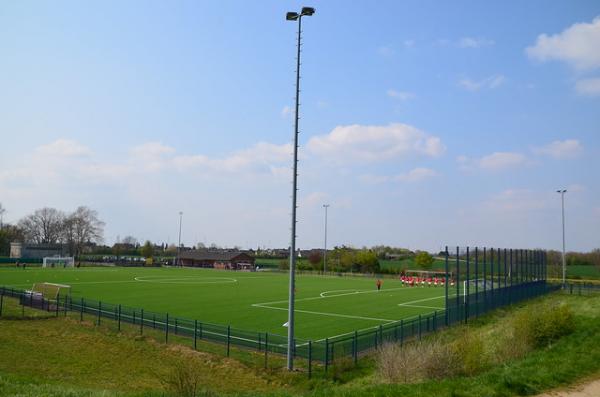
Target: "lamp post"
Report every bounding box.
[177,211,183,267]
[556,190,567,287]
[323,204,330,273]
[285,6,315,371]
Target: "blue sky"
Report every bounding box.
[1,1,599,251]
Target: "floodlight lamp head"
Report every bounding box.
[286,12,299,21]
[301,7,315,16]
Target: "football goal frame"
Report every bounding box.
[30,282,71,301]
[42,256,75,268]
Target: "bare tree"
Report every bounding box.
[121,235,138,246]
[18,207,66,244]
[0,203,5,228]
[65,206,105,258]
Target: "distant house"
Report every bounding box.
[179,250,255,271]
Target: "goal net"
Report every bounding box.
[43,256,75,268]
[30,282,71,301]
[463,278,494,302]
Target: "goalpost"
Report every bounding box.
[30,282,71,302]
[43,256,75,268]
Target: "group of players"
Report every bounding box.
[399,275,455,287]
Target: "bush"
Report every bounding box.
[513,302,575,348]
[452,330,489,376]
[161,359,213,397]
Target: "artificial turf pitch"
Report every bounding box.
[0,266,449,340]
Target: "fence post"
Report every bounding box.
[140,309,144,335]
[226,325,231,357]
[444,246,449,326]
[97,301,101,325]
[308,340,312,378]
[433,311,437,331]
[165,313,169,344]
[264,333,268,369]
[465,247,470,323]
[133,310,136,325]
[56,294,60,317]
[400,319,404,346]
[80,298,84,322]
[325,338,329,372]
[418,314,422,340]
[194,320,198,350]
[0,291,3,317]
[118,304,121,331]
[175,318,178,335]
[353,330,358,364]
[379,324,383,345]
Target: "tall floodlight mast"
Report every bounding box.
[285,6,315,371]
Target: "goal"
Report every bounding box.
[43,256,75,268]
[463,278,493,302]
[30,282,71,301]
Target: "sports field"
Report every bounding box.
[0,266,450,340]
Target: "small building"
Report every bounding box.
[10,242,66,259]
[179,251,255,271]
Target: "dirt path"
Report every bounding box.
[537,378,600,397]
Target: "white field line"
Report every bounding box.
[397,294,448,307]
[400,304,445,310]
[254,286,412,307]
[251,303,397,322]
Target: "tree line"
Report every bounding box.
[0,205,104,258]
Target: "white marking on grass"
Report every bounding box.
[319,289,362,297]
[251,303,396,322]
[134,276,237,285]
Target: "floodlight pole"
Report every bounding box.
[557,190,567,287]
[177,211,183,267]
[323,204,330,273]
[286,7,314,371]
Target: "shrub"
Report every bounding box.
[161,359,213,397]
[451,330,488,376]
[513,302,575,348]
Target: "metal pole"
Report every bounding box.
[177,211,183,267]
[287,13,303,372]
[323,204,329,273]
[558,190,567,287]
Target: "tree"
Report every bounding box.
[121,235,138,246]
[355,249,380,273]
[18,207,66,244]
[308,251,323,269]
[140,240,154,258]
[0,203,5,228]
[63,206,105,258]
[415,251,434,270]
[0,224,25,256]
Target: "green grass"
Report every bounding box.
[1,291,598,396]
[566,265,600,279]
[0,267,448,340]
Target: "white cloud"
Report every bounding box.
[458,37,495,48]
[478,152,527,170]
[377,46,394,56]
[459,75,506,91]
[526,16,600,70]
[484,189,549,212]
[307,123,445,164]
[387,90,415,101]
[35,139,92,157]
[575,78,600,96]
[281,105,292,118]
[300,192,329,208]
[360,168,438,184]
[130,142,175,157]
[394,167,438,182]
[533,139,583,159]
